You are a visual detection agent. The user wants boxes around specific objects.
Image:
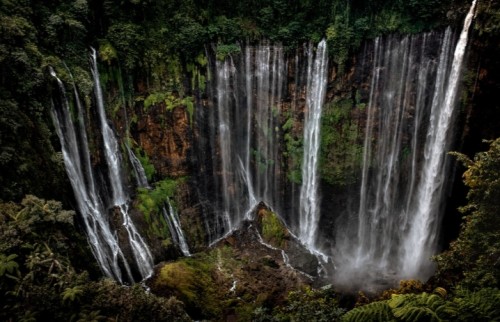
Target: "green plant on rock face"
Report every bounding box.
[260,211,286,248]
[137,178,184,240]
[98,41,117,65]
[133,147,155,181]
[215,43,241,61]
[142,91,195,125]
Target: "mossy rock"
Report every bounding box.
[255,204,289,249]
[150,256,221,319]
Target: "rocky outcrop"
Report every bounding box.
[147,203,318,320]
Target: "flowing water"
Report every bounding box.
[127,146,151,189]
[162,199,191,256]
[298,40,328,249]
[209,42,287,237]
[90,48,154,280]
[401,0,478,278]
[50,68,134,283]
[334,1,477,289]
[207,41,328,246]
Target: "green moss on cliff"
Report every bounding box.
[136,177,185,242]
[151,246,239,319]
[320,98,364,186]
[259,209,288,248]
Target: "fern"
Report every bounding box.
[342,301,395,322]
[388,293,450,322]
[452,288,500,321]
[61,285,84,304]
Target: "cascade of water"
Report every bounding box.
[215,58,236,230]
[50,68,134,283]
[402,0,478,277]
[211,43,285,237]
[90,48,154,280]
[162,199,191,256]
[334,0,476,288]
[298,40,328,248]
[126,146,151,189]
[124,141,190,256]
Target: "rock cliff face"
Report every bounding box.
[95,21,500,281]
[136,103,192,178]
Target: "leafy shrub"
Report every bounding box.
[434,138,500,289]
[275,285,345,321]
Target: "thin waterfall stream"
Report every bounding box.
[298,40,328,250]
[90,48,154,281]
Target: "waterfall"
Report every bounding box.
[298,40,328,249]
[334,1,476,289]
[162,199,191,256]
[215,57,237,231]
[82,49,153,281]
[209,42,285,239]
[402,0,478,277]
[126,146,151,189]
[50,68,134,283]
[206,40,331,246]
[124,140,190,256]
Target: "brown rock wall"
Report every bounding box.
[136,103,191,178]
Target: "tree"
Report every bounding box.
[434,138,500,289]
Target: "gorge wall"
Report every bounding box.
[52,25,471,289]
[8,0,497,291]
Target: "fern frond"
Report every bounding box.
[343,301,395,322]
[61,285,84,304]
[433,287,448,299]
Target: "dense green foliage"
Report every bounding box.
[252,285,345,321]
[1,0,499,320]
[0,195,189,321]
[342,288,500,322]
[434,138,500,289]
